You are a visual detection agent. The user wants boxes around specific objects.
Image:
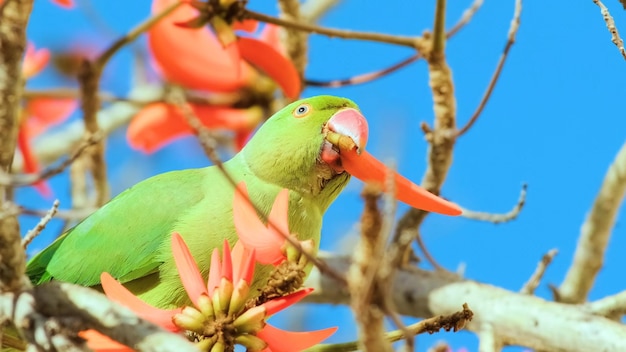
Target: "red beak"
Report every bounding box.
[326,109,462,216]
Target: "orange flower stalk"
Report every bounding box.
[18,43,77,196]
[86,233,336,351]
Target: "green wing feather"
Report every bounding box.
[26,168,209,286]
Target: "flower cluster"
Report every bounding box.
[85,182,334,351]
[128,0,300,153]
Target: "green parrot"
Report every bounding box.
[26,95,461,309]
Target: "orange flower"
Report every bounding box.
[128,0,300,154]
[149,0,299,97]
[18,43,77,196]
[51,0,74,8]
[233,182,316,266]
[85,233,336,351]
[127,103,263,153]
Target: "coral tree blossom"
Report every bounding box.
[127,0,300,153]
[85,231,335,351]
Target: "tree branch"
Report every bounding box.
[558,141,626,303]
[592,0,626,60]
[305,253,626,351]
[0,0,34,292]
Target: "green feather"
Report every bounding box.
[26,95,358,309]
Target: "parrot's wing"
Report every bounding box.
[26,168,209,286]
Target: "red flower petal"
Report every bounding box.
[100,273,181,331]
[233,19,259,33]
[25,98,77,137]
[231,241,256,285]
[80,330,132,352]
[258,24,285,55]
[148,0,254,92]
[237,37,301,99]
[18,126,51,197]
[262,288,313,316]
[341,149,463,216]
[267,188,290,243]
[22,43,50,79]
[127,103,260,153]
[233,182,285,265]
[171,232,208,307]
[51,0,74,8]
[257,324,337,352]
[207,247,221,296]
[220,239,233,282]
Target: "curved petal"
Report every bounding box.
[22,43,50,79]
[233,19,259,33]
[127,103,260,153]
[220,239,233,282]
[257,324,337,352]
[80,330,132,352]
[26,98,77,137]
[171,233,208,307]
[231,241,255,285]
[258,24,285,55]
[207,248,221,297]
[51,0,74,8]
[232,182,284,265]
[341,149,462,216]
[100,273,180,331]
[148,0,254,92]
[267,188,290,243]
[261,288,313,316]
[237,37,301,99]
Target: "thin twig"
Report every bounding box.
[244,9,421,48]
[22,200,59,249]
[306,304,473,352]
[95,0,182,69]
[520,248,558,295]
[0,132,101,187]
[592,0,626,60]
[305,0,482,88]
[457,0,522,137]
[461,183,527,224]
[447,0,483,37]
[19,206,95,221]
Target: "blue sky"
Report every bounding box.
[19,1,626,351]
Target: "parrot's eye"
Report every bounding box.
[293,103,312,118]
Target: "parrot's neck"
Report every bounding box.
[238,148,350,212]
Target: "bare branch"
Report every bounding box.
[520,248,558,295]
[348,185,391,351]
[592,0,626,60]
[461,183,527,224]
[305,0,481,89]
[586,290,626,318]
[244,9,422,48]
[22,200,59,250]
[300,0,341,23]
[3,282,196,351]
[0,0,34,292]
[278,0,307,80]
[305,254,626,352]
[457,0,522,137]
[558,141,626,303]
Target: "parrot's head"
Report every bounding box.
[243,95,461,216]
